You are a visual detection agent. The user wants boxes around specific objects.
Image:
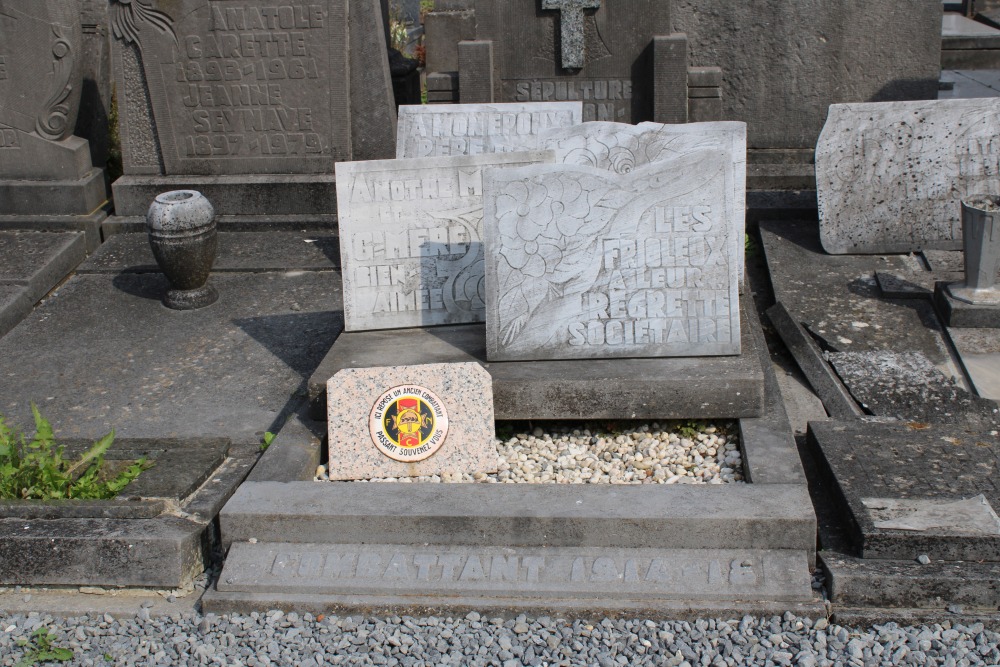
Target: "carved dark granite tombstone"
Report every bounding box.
[483,149,741,361]
[108,0,396,223]
[0,1,108,248]
[457,0,689,124]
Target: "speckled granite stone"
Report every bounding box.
[326,362,498,480]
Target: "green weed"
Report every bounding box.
[0,405,151,500]
[15,627,73,667]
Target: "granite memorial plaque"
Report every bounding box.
[817,98,1000,254]
[336,150,555,331]
[395,102,582,158]
[483,149,741,361]
[109,0,349,175]
[326,362,498,480]
[459,0,680,124]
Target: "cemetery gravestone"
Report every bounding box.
[534,120,746,281]
[0,1,107,245]
[395,102,582,158]
[326,362,498,480]
[671,0,940,153]
[817,98,1000,255]
[457,0,688,124]
[109,0,396,220]
[336,150,554,331]
[483,148,740,361]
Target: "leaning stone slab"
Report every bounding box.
[825,350,998,429]
[484,150,740,361]
[817,98,1000,254]
[326,362,498,481]
[396,102,582,158]
[336,150,554,331]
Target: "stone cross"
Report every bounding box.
[540,0,600,69]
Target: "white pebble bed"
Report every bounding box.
[316,422,743,485]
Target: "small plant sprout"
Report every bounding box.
[15,627,73,667]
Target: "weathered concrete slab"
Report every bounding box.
[310,297,763,421]
[822,550,1000,609]
[326,363,497,480]
[826,350,999,428]
[766,302,862,421]
[396,102,582,158]
[220,482,815,554]
[0,231,87,339]
[0,286,31,342]
[942,13,1000,69]
[484,153,740,360]
[0,451,255,588]
[0,231,87,286]
[216,542,812,603]
[948,327,1000,400]
[336,151,554,331]
[0,272,342,444]
[817,98,1000,254]
[808,419,1000,562]
[79,232,340,273]
[935,280,1000,328]
[759,220,959,377]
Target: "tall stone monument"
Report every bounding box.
[456,0,694,124]
[108,0,397,226]
[0,1,108,249]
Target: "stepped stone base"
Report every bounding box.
[309,298,765,421]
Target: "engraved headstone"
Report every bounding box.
[325,362,498,480]
[532,120,747,281]
[395,102,582,158]
[483,150,741,361]
[817,98,1000,254]
[458,0,682,124]
[0,1,107,247]
[335,150,554,332]
[108,0,396,218]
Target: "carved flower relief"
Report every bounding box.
[496,178,564,279]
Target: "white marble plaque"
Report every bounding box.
[395,102,582,158]
[817,98,1000,254]
[483,150,741,361]
[541,121,747,281]
[336,151,554,331]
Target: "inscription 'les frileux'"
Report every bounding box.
[174,3,326,159]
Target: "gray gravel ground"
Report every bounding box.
[3,610,1000,666]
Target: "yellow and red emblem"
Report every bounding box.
[369,385,449,462]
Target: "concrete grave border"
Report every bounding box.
[205,301,820,616]
[0,438,254,588]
